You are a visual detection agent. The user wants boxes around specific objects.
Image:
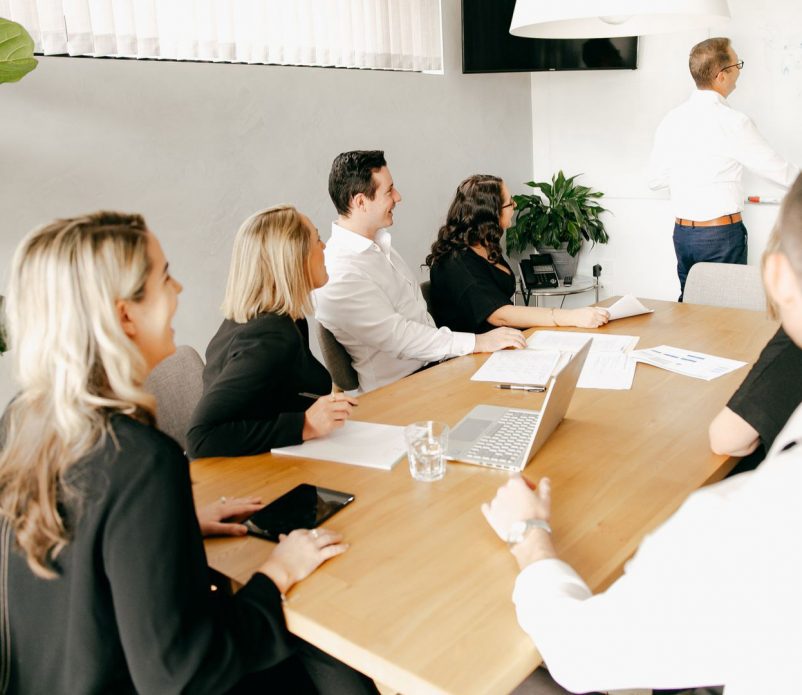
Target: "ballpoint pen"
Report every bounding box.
[495,384,545,392]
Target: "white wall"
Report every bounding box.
[0,0,533,407]
[529,0,802,304]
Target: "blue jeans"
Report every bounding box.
[673,221,747,301]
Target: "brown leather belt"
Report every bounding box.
[675,213,742,227]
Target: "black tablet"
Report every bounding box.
[244,484,355,541]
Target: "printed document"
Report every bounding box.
[471,350,560,386]
[527,331,639,390]
[631,345,747,380]
[606,295,654,321]
[527,331,639,354]
[272,420,406,470]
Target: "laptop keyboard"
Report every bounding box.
[464,409,541,470]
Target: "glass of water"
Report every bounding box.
[404,421,449,482]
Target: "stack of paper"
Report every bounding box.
[631,346,747,381]
[526,331,639,390]
[272,420,406,470]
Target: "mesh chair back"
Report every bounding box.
[683,262,767,312]
[316,323,359,391]
[144,345,205,452]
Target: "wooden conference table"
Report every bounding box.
[192,299,777,695]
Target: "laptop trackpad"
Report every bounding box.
[452,418,494,441]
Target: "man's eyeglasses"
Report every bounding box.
[718,60,744,75]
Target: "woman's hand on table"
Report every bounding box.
[566,306,610,328]
[259,528,349,594]
[197,496,263,537]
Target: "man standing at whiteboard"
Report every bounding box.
[648,37,799,301]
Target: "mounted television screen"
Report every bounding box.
[462,0,638,73]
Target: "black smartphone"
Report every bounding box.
[244,484,355,541]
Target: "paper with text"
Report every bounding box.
[471,350,560,386]
[631,346,746,381]
[577,353,637,390]
[527,331,639,354]
[527,331,639,389]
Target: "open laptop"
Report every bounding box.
[446,339,591,471]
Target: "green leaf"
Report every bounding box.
[0,18,38,84]
[509,172,609,254]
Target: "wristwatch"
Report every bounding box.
[506,518,551,545]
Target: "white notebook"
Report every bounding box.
[272,420,406,470]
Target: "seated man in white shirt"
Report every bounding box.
[314,150,526,393]
[482,173,802,694]
[647,37,799,301]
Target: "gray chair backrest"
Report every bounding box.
[683,262,767,312]
[419,280,434,316]
[144,345,205,452]
[316,323,359,392]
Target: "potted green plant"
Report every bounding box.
[505,171,609,279]
[0,17,38,83]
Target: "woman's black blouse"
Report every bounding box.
[429,248,516,334]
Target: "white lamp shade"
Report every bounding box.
[510,0,731,38]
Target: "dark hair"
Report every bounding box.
[689,37,732,89]
[328,150,388,216]
[425,175,505,267]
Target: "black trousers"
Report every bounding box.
[228,638,379,695]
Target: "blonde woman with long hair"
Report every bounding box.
[0,212,374,694]
[187,206,357,459]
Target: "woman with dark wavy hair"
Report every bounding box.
[426,175,609,333]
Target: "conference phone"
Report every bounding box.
[519,253,559,290]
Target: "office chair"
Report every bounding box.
[684,262,767,312]
[316,323,359,392]
[144,345,205,452]
[419,280,434,316]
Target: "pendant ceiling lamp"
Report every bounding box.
[510,0,731,39]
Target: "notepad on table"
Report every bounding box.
[272,420,406,470]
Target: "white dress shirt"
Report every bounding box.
[512,404,802,694]
[314,223,475,393]
[648,89,799,220]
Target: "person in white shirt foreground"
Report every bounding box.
[314,150,526,393]
[482,174,802,694]
[648,37,799,301]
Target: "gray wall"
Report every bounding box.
[0,0,532,379]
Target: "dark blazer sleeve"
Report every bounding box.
[103,425,294,694]
[727,327,802,450]
[186,323,306,458]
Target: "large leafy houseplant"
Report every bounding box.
[506,171,609,257]
[0,17,38,83]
